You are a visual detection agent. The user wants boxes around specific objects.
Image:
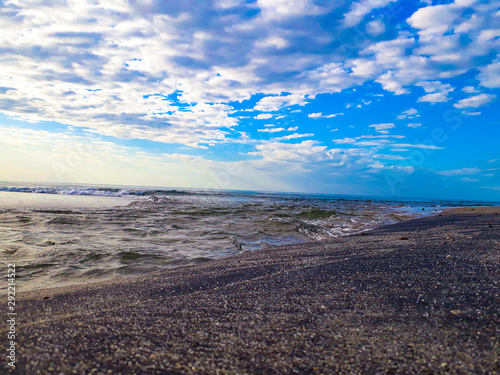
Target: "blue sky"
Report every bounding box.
[0,0,499,200]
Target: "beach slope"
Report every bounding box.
[2,211,499,374]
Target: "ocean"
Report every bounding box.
[0,182,496,291]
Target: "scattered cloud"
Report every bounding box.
[462,111,481,116]
[308,112,343,119]
[397,108,420,120]
[333,138,357,144]
[255,113,274,120]
[254,95,309,112]
[462,86,479,93]
[256,0,328,21]
[332,135,443,151]
[250,140,336,163]
[436,167,483,177]
[478,60,500,89]
[344,0,395,27]
[367,162,415,174]
[394,143,443,150]
[255,36,289,49]
[417,81,455,103]
[257,127,286,133]
[369,123,395,134]
[454,93,496,108]
[374,154,409,160]
[0,0,498,198]
[365,20,386,37]
[273,133,315,141]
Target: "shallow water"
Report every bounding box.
[0,183,495,291]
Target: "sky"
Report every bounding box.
[0,0,499,201]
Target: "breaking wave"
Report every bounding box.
[0,186,198,197]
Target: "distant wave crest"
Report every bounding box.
[0,186,132,197]
[0,186,196,197]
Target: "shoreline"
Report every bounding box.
[1,209,498,373]
[2,192,481,294]
[441,205,500,215]
[1,206,498,295]
[6,205,498,295]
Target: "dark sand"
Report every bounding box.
[1,211,499,374]
[443,206,500,215]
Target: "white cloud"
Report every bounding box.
[308,112,343,119]
[332,136,443,151]
[407,0,481,43]
[255,36,289,49]
[478,60,500,88]
[257,127,286,133]
[436,167,483,177]
[369,123,395,133]
[397,108,419,120]
[333,138,357,144]
[251,140,337,163]
[454,93,496,108]
[305,62,359,94]
[0,125,223,186]
[407,123,422,128]
[0,0,498,167]
[462,86,479,93]
[374,154,408,160]
[215,0,244,9]
[365,20,386,36]
[256,0,327,20]
[417,81,455,103]
[287,126,299,131]
[407,3,460,41]
[255,113,274,120]
[254,94,309,112]
[402,1,500,93]
[368,162,415,174]
[273,133,315,140]
[393,143,443,150]
[462,110,481,116]
[344,0,395,27]
[418,92,450,103]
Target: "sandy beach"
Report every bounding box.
[1,209,498,374]
[442,206,500,215]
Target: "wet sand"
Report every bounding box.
[1,211,499,374]
[443,205,500,215]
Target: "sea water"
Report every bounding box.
[0,182,496,291]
